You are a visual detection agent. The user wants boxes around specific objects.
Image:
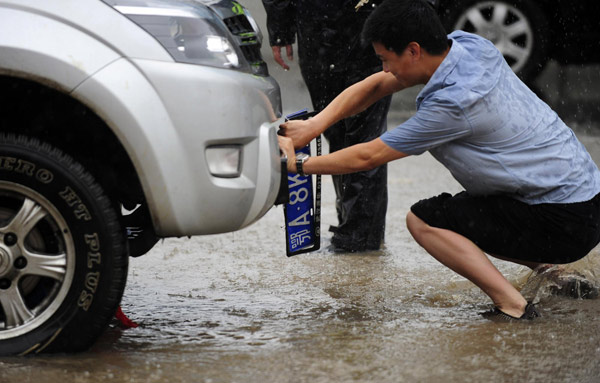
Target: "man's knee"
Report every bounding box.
[406,211,427,239]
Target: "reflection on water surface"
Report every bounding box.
[1,150,599,383]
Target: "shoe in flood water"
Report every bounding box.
[482,303,540,322]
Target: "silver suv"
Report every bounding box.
[0,0,283,355]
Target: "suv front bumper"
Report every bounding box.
[75,58,283,236]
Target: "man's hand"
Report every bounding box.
[278,135,296,173]
[272,45,293,70]
[279,118,320,149]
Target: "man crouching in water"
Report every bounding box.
[278,0,600,320]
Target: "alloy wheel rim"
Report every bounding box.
[0,181,75,339]
[454,1,534,73]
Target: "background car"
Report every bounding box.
[0,0,283,355]
[430,0,600,83]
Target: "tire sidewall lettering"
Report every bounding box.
[0,149,109,346]
[1,155,54,183]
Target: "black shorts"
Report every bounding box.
[410,191,600,264]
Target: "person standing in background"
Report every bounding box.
[262,0,391,252]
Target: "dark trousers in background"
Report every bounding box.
[302,69,391,250]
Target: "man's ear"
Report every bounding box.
[406,42,422,60]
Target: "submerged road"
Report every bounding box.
[2,2,600,381]
[2,138,600,382]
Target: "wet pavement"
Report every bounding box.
[2,137,600,382]
[3,2,600,382]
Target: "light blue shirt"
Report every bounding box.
[381,31,600,204]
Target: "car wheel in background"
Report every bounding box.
[440,0,549,83]
[0,134,128,355]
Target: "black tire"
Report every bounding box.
[439,0,549,83]
[0,134,128,355]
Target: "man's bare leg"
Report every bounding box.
[491,254,547,270]
[406,211,528,317]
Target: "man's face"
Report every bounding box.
[373,42,420,86]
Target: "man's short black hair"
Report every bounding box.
[362,0,449,55]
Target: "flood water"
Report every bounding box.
[2,3,600,375]
[2,146,600,382]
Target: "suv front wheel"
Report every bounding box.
[0,134,128,355]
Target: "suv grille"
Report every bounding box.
[224,14,253,35]
[224,15,268,76]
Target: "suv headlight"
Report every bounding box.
[104,0,246,71]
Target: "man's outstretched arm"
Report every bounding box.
[278,135,408,175]
[279,71,404,148]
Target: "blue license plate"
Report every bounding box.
[283,110,320,256]
[285,146,319,255]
